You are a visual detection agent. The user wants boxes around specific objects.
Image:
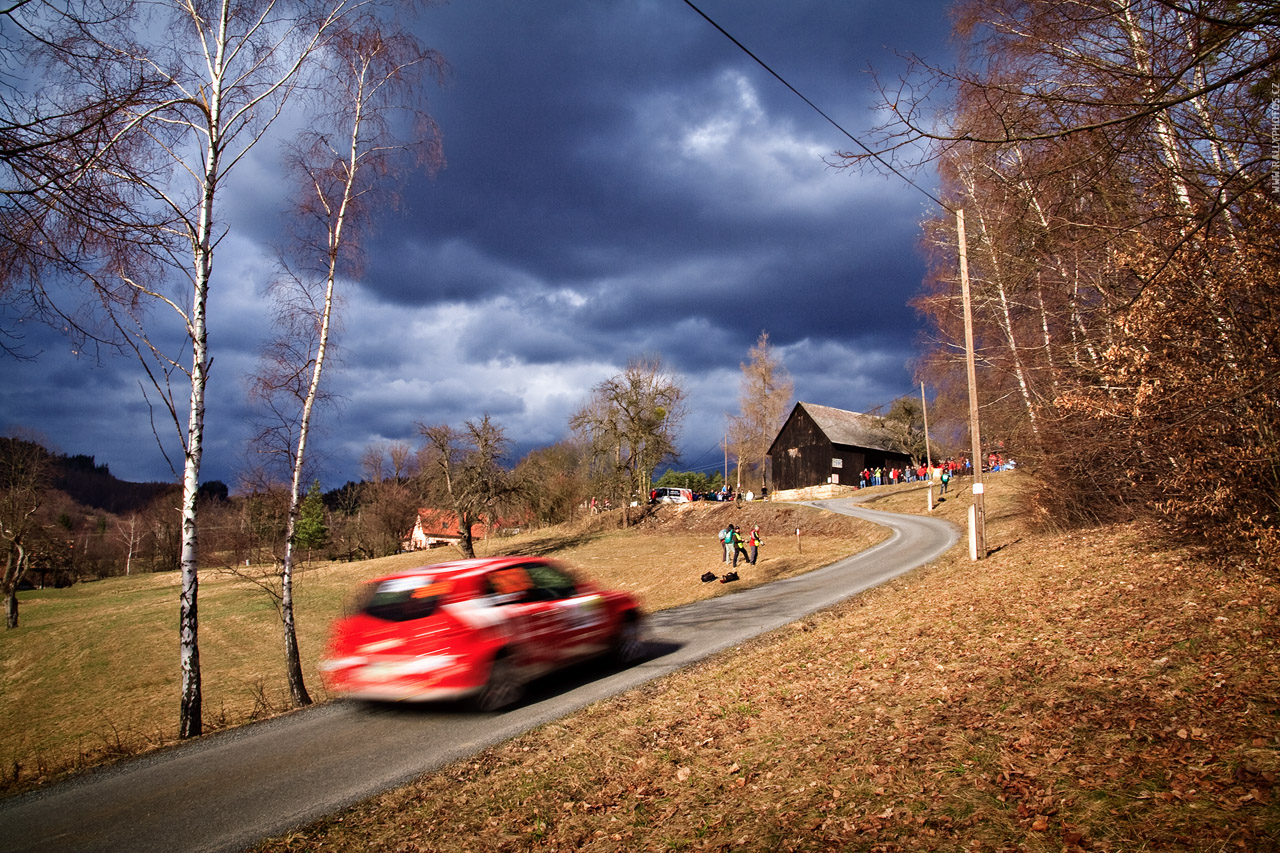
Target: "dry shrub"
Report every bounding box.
[1029,204,1280,564]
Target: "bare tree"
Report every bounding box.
[342,442,421,558]
[10,0,436,739]
[864,0,1280,557]
[570,356,686,523]
[726,332,793,494]
[114,513,142,576]
[512,438,592,527]
[247,19,445,708]
[883,395,932,465]
[0,1,166,358]
[418,415,512,559]
[0,436,52,628]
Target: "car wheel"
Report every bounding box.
[611,615,646,665]
[473,652,523,712]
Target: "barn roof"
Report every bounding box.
[790,402,910,455]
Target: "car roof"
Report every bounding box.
[370,555,552,585]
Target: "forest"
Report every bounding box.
[846,0,1280,562]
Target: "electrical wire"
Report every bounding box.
[681,0,950,212]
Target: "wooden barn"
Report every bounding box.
[768,402,914,491]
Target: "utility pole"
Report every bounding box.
[921,381,934,512]
[957,209,986,559]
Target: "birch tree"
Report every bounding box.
[11,0,426,739]
[248,19,445,708]
[858,0,1280,556]
[0,0,164,357]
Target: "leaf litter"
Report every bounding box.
[258,474,1280,852]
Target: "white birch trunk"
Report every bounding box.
[278,62,370,708]
[177,0,235,741]
[960,169,1041,440]
[1115,0,1238,368]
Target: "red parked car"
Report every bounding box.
[320,555,645,711]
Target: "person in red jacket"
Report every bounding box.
[746,525,763,565]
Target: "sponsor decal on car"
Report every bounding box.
[560,594,606,629]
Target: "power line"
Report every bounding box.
[682,439,725,471]
[681,0,949,211]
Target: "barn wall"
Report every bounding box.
[829,448,867,486]
[769,403,916,490]
[851,447,915,475]
[770,407,838,491]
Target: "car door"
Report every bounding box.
[484,563,565,676]
[523,563,613,662]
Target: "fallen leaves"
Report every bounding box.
[253,482,1280,853]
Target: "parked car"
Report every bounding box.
[319,556,645,711]
[651,486,692,503]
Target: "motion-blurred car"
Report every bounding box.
[319,556,645,711]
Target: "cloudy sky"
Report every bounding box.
[1,0,955,489]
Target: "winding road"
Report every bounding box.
[0,497,957,853]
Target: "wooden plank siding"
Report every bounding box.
[767,402,914,492]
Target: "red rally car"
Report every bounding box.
[320,555,645,711]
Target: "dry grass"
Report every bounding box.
[254,472,1280,852]
[0,501,876,792]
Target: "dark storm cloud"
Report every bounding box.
[0,0,954,487]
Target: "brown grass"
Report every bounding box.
[254,472,1280,852]
[0,500,877,792]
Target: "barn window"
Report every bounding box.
[788,447,799,457]
[831,458,843,468]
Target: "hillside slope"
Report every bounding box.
[0,499,878,792]
[256,474,1280,852]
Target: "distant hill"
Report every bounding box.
[51,453,176,515]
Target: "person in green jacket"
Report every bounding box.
[726,524,749,567]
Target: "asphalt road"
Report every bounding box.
[0,497,957,853]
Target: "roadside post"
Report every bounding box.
[921,381,934,512]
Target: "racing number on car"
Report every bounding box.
[411,580,451,599]
[489,567,533,595]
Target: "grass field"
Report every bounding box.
[0,497,881,792]
[251,473,1280,852]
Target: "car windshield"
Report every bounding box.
[359,575,454,622]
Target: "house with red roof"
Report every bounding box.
[404,509,490,551]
